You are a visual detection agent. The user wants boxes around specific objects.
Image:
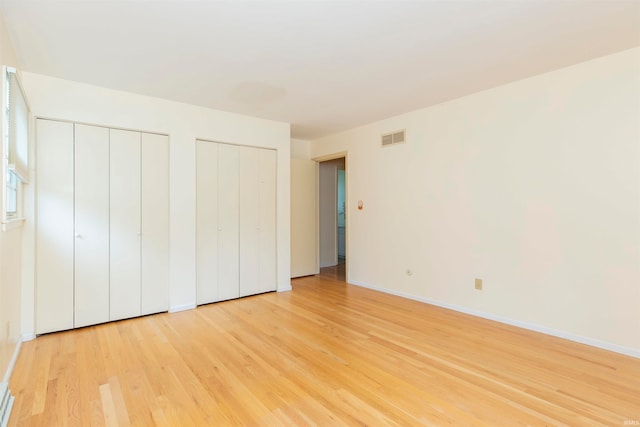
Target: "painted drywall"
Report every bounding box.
[19,72,291,337]
[0,12,23,381]
[311,47,640,355]
[291,138,311,159]
[291,158,318,277]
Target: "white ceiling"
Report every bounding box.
[1,0,639,140]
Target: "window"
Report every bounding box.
[5,170,17,218]
[3,66,30,223]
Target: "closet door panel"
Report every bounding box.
[259,148,277,292]
[141,133,169,315]
[109,129,141,321]
[239,147,260,297]
[217,144,240,301]
[74,124,110,328]
[196,140,219,305]
[35,119,74,334]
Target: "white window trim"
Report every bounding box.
[1,217,24,231]
[2,65,28,227]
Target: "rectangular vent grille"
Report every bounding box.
[381,130,406,147]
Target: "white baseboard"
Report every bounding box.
[21,333,35,342]
[278,285,292,292]
[169,303,196,313]
[0,320,19,424]
[0,380,14,427]
[2,338,22,384]
[349,280,640,359]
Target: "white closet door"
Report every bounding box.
[74,124,110,328]
[259,149,277,292]
[239,146,260,297]
[109,129,141,321]
[141,133,169,315]
[196,140,219,305]
[217,144,240,301]
[35,119,74,334]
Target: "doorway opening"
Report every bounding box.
[318,157,346,282]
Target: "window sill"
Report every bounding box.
[2,218,25,232]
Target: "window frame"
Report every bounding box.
[2,65,30,226]
[5,169,18,219]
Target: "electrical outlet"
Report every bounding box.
[474,278,483,290]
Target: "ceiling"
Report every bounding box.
[1,1,639,140]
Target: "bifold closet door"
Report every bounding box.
[217,144,240,301]
[35,119,74,334]
[239,147,261,297]
[196,140,219,305]
[259,149,277,292]
[196,142,276,304]
[109,129,141,321]
[141,133,170,315]
[74,124,110,328]
[239,147,277,296]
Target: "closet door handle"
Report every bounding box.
[75,233,82,239]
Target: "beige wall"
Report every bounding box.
[290,158,318,278]
[311,48,640,356]
[0,12,23,381]
[20,72,291,337]
[291,138,311,159]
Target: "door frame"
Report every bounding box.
[313,151,348,283]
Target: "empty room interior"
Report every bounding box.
[0,0,639,425]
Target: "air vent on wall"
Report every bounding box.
[381,130,406,147]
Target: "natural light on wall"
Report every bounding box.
[3,66,30,223]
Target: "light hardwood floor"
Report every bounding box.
[9,274,640,426]
[318,261,346,282]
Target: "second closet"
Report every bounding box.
[196,140,277,304]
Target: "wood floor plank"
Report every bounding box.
[9,272,640,426]
[99,383,119,427]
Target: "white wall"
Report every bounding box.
[291,138,311,159]
[290,158,318,278]
[311,47,640,356]
[0,12,23,381]
[290,139,318,278]
[20,72,291,337]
